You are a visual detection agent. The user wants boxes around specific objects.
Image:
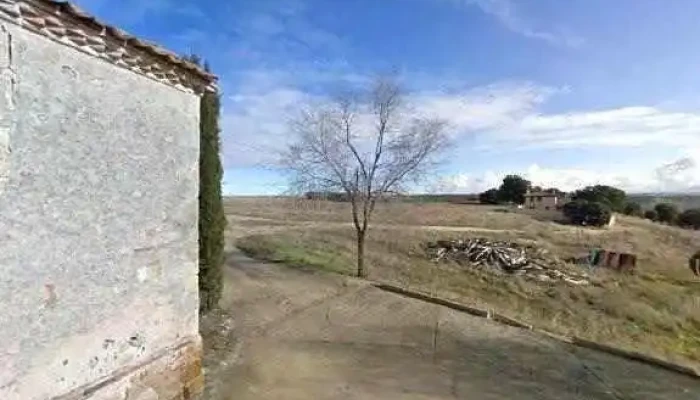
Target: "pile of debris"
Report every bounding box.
[426,238,589,285]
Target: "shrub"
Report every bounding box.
[479,188,500,205]
[497,175,531,204]
[562,200,612,227]
[572,185,627,212]
[654,203,679,224]
[644,210,658,221]
[623,201,643,217]
[678,208,700,229]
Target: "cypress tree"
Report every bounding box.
[186,56,226,313]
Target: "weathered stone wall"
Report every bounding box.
[0,18,201,400]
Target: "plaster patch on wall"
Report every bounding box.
[9,297,186,399]
[0,24,15,195]
[136,268,149,283]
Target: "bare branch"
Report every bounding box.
[281,77,449,277]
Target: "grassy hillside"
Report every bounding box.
[230,197,700,366]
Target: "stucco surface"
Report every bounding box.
[0,21,200,400]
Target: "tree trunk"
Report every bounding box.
[356,230,367,278]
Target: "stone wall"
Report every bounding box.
[0,17,201,400]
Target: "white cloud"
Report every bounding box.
[220,63,372,169]
[223,79,700,194]
[406,84,700,152]
[222,85,313,168]
[412,82,557,132]
[654,155,700,193]
[500,107,700,150]
[429,150,700,194]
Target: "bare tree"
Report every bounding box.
[282,78,449,278]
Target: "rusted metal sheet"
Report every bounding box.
[690,251,700,277]
[589,249,637,273]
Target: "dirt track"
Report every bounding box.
[227,213,524,234]
[202,242,700,399]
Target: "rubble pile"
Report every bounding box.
[426,238,590,285]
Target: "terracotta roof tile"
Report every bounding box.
[0,0,217,92]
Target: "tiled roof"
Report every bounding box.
[0,0,217,93]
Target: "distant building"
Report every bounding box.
[524,189,568,210]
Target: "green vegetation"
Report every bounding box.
[644,209,658,221]
[498,175,531,204]
[623,201,643,217]
[478,188,500,205]
[194,59,226,313]
[655,202,680,225]
[678,208,700,230]
[230,198,700,365]
[572,185,627,212]
[562,200,612,227]
[238,233,354,275]
[479,174,532,205]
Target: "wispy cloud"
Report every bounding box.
[222,86,312,168]
[445,0,583,47]
[405,83,700,152]
[224,0,348,68]
[474,108,700,152]
[412,82,559,132]
[220,66,369,168]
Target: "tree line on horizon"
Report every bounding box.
[479,175,700,229]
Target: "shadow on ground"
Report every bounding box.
[200,248,700,400]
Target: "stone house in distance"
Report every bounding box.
[0,1,216,399]
[524,189,568,210]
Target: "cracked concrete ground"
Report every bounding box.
[202,248,700,400]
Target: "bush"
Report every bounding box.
[479,188,500,205]
[562,200,612,227]
[497,175,531,204]
[678,208,700,229]
[644,210,658,221]
[654,203,679,224]
[623,201,643,217]
[572,185,627,212]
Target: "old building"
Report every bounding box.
[0,1,216,399]
[524,189,567,210]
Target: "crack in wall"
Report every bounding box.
[0,23,15,195]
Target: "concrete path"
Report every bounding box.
[204,249,700,400]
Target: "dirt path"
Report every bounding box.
[202,248,700,400]
[227,213,524,234]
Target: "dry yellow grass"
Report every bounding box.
[230,197,700,365]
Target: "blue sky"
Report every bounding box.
[74,0,700,194]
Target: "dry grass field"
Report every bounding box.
[227,196,700,366]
